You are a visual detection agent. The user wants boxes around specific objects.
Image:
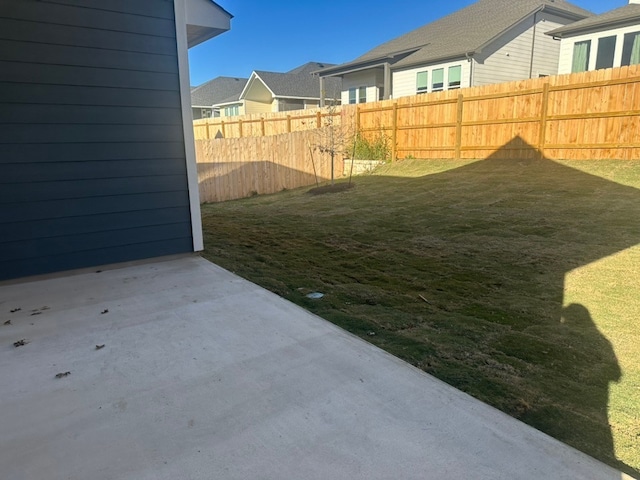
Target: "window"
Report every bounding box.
[448,65,462,89]
[432,68,444,92]
[416,71,428,93]
[622,31,640,66]
[224,105,239,116]
[349,87,367,104]
[595,35,616,70]
[571,40,591,73]
[348,88,356,104]
[358,87,367,103]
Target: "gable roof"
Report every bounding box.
[547,4,640,37]
[241,62,342,100]
[319,0,592,75]
[190,76,247,107]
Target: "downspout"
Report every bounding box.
[529,8,542,78]
[383,62,391,100]
[465,52,474,87]
[319,76,325,107]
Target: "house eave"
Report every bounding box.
[185,0,232,48]
[273,95,322,101]
[314,46,424,77]
[547,17,640,39]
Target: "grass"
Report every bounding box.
[201,156,640,476]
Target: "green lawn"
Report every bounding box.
[201,157,640,476]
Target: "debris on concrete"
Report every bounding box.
[13,339,28,347]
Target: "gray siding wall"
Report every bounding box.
[0,0,194,281]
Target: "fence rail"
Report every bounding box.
[193,108,341,140]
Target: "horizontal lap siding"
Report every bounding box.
[0,0,193,281]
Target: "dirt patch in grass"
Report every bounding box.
[307,183,355,195]
[201,157,640,476]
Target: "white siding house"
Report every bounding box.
[473,12,570,85]
[392,60,470,98]
[549,2,640,74]
[317,0,592,103]
[341,70,384,104]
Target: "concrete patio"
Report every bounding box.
[0,255,631,480]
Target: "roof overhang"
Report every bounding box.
[547,16,640,39]
[274,95,322,101]
[185,0,232,48]
[213,99,245,108]
[314,46,424,77]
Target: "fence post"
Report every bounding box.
[260,118,265,137]
[455,94,464,160]
[205,120,210,140]
[221,121,226,138]
[316,111,322,128]
[356,106,360,133]
[392,102,398,161]
[538,82,550,160]
[239,119,243,138]
[287,115,291,133]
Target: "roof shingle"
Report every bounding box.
[320,0,592,74]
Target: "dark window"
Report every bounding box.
[621,31,640,66]
[595,35,616,70]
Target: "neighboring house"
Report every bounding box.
[317,0,591,104]
[214,62,342,117]
[0,0,231,281]
[190,76,247,119]
[548,1,640,74]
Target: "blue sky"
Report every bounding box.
[188,0,629,86]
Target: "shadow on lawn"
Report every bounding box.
[393,137,639,476]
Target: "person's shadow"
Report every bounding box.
[360,137,639,476]
[558,304,622,469]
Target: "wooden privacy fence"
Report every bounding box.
[193,107,342,140]
[196,128,343,203]
[193,66,640,202]
[353,64,640,161]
